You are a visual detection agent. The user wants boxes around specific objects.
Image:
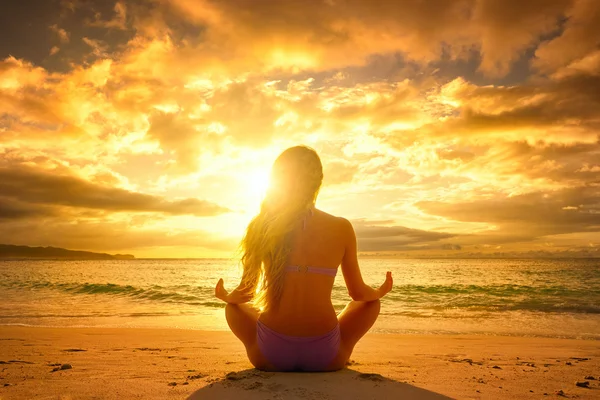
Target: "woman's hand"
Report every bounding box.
[377,271,393,298]
[215,279,253,304]
[215,278,230,303]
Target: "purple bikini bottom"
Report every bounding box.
[256,320,341,371]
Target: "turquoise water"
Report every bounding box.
[1,258,599,339]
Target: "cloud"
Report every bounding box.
[0,57,111,147]
[0,165,230,217]
[155,0,599,78]
[432,74,600,141]
[552,49,600,79]
[533,0,600,74]
[82,37,109,58]
[417,185,600,239]
[88,1,128,30]
[352,219,457,251]
[0,57,47,89]
[50,24,70,43]
[472,0,570,77]
[487,140,600,185]
[0,197,56,220]
[323,160,359,185]
[9,0,600,78]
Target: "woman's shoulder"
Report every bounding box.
[314,209,353,231]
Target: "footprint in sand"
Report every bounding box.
[356,373,385,382]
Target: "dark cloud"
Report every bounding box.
[0,166,230,217]
[426,74,600,142]
[0,197,56,220]
[0,0,136,72]
[417,185,600,238]
[533,0,600,74]
[162,0,578,76]
[352,219,457,251]
[471,0,570,77]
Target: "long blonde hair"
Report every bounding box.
[240,146,323,311]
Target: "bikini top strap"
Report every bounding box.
[302,207,314,231]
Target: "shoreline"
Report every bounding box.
[1,323,600,341]
[1,326,599,399]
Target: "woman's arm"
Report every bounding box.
[340,218,393,302]
[215,279,253,304]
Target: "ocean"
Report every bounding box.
[1,258,599,339]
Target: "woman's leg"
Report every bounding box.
[328,299,381,370]
[224,303,270,369]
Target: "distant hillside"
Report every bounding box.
[0,244,135,260]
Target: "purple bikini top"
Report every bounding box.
[285,265,338,277]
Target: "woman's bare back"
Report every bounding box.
[259,209,347,336]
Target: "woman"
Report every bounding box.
[215,145,393,371]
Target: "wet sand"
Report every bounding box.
[0,326,599,399]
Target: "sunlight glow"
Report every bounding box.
[242,168,271,211]
[269,49,317,70]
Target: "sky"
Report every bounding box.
[0,0,599,258]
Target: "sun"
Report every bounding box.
[249,170,271,196]
[243,168,271,210]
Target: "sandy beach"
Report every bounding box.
[0,327,598,399]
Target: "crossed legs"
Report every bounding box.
[224,299,381,371]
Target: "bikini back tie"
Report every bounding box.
[286,265,338,277]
